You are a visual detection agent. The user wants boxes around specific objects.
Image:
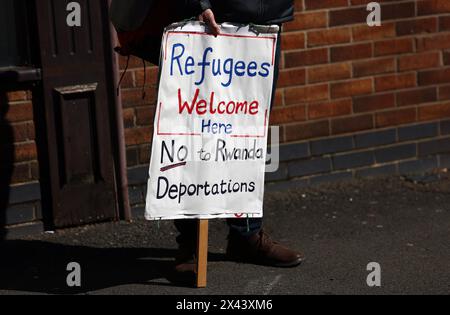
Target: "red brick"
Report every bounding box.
[439,85,450,100]
[331,43,372,62]
[329,7,368,26]
[398,52,441,71]
[11,163,31,184]
[119,56,152,70]
[416,34,450,52]
[281,32,305,50]
[352,23,396,42]
[14,143,37,162]
[7,91,28,102]
[285,120,330,142]
[353,93,396,113]
[440,16,450,31]
[278,68,306,88]
[125,126,152,146]
[122,108,135,128]
[374,38,414,56]
[376,108,417,128]
[331,114,374,135]
[270,105,307,124]
[444,51,450,65]
[418,68,450,86]
[381,2,416,20]
[12,122,35,142]
[308,99,352,120]
[274,90,284,107]
[353,57,396,77]
[30,161,39,180]
[118,71,134,89]
[418,102,450,121]
[294,0,303,12]
[375,73,416,92]
[136,106,156,126]
[307,63,351,84]
[135,67,159,87]
[5,102,33,123]
[126,147,138,167]
[351,0,393,4]
[418,0,450,15]
[139,144,152,165]
[305,0,348,10]
[396,87,438,107]
[121,88,157,107]
[285,84,329,105]
[307,28,351,47]
[284,48,329,68]
[284,12,327,32]
[396,17,438,36]
[331,78,373,98]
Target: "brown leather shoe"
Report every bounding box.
[226,230,304,268]
[170,243,196,286]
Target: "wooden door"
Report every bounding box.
[35,0,118,227]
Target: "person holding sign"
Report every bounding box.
[110,0,304,285]
[173,0,304,278]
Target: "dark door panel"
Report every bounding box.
[35,0,118,227]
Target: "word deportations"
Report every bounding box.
[170,44,271,87]
[157,177,256,204]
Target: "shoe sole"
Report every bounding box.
[272,257,304,268]
[227,254,305,268]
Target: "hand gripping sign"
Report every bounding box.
[145,21,279,220]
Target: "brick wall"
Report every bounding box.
[0,90,43,236]
[119,0,450,214]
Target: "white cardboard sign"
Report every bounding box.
[145,22,278,220]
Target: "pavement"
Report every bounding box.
[0,175,449,295]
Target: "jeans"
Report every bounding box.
[175,29,282,243]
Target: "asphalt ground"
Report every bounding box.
[0,176,449,295]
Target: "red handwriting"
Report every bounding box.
[178,88,259,116]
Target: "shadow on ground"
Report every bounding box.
[0,240,227,294]
[1,176,450,295]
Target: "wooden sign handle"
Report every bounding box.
[196,219,209,288]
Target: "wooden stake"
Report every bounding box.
[196,219,209,288]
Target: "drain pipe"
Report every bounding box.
[108,0,132,221]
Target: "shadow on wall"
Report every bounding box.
[0,91,14,241]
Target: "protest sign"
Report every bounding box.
[145,21,279,220]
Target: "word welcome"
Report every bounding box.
[170,43,271,87]
[178,88,260,116]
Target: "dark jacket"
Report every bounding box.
[110,0,294,32]
[187,0,294,25]
[110,0,293,64]
[110,0,156,32]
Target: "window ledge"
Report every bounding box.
[0,66,41,83]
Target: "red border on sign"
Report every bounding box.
[158,30,274,138]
